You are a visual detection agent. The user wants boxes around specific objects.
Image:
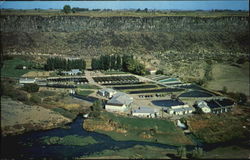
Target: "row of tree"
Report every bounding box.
[44,57,86,71]
[63,5,112,14]
[91,55,147,75]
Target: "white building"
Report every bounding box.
[62,69,82,75]
[167,104,194,115]
[105,92,133,113]
[19,78,36,84]
[132,106,158,118]
[196,100,211,113]
[98,88,117,98]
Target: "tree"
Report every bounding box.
[192,147,204,159]
[177,146,186,158]
[156,69,164,75]
[63,5,71,14]
[89,100,102,118]
[116,55,122,70]
[22,84,39,93]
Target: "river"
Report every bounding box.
[2,114,247,159]
[1,115,193,159]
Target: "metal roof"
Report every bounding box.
[133,106,155,114]
[107,92,133,105]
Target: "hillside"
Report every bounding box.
[1,11,249,57]
[1,10,249,94]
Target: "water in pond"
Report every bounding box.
[128,88,184,94]
[1,115,193,159]
[152,100,184,107]
[179,90,213,98]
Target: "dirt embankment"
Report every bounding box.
[1,97,73,136]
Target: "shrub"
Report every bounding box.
[22,83,39,93]
[30,94,41,104]
[156,70,164,75]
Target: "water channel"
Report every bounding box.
[1,115,194,159]
[2,114,246,159]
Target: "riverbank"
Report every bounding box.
[1,97,72,136]
[83,111,193,146]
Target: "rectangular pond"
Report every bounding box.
[152,100,184,107]
[128,88,184,94]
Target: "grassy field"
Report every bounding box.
[1,9,248,17]
[41,135,97,146]
[206,62,249,96]
[77,90,94,96]
[1,58,39,78]
[84,112,193,146]
[204,145,250,159]
[78,84,101,90]
[81,145,177,159]
[187,105,250,144]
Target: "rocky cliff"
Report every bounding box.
[1,15,249,57]
[1,15,248,32]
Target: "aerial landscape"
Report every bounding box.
[0,1,249,159]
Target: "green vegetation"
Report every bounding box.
[82,145,177,159]
[187,109,250,144]
[78,84,101,89]
[91,55,146,75]
[204,145,250,159]
[177,146,187,159]
[1,9,248,17]
[84,111,192,146]
[44,57,86,71]
[156,70,164,75]
[22,83,39,93]
[41,135,97,146]
[76,90,94,96]
[51,107,77,119]
[63,5,71,14]
[1,78,29,103]
[1,58,39,78]
[102,70,127,75]
[89,100,103,118]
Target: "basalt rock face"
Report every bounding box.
[1,15,248,32]
[1,15,249,56]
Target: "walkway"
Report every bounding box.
[84,70,103,89]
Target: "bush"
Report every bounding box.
[22,84,39,93]
[30,94,41,104]
[156,70,164,75]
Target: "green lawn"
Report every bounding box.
[1,58,38,78]
[77,90,94,96]
[78,84,101,90]
[85,112,193,146]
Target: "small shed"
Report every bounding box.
[98,88,117,98]
[132,106,157,118]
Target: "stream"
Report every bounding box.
[2,115,247,159]
[1,115,192,159]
